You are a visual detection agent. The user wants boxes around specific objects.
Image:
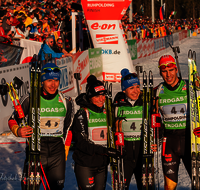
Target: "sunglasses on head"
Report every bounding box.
[43,67,60,73]
[158,62,176,70]
[122,73,138,81]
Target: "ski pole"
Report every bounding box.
[74,73,81,96]
[169,43,182,80]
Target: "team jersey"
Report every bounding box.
[158,80,189,130]
[40,94,67,137]
[117,105,143,141]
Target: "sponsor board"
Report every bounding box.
[56,57,74,95]
[88,48,103,79]
[82,0,132,20]
[96,34,118,44]
[0,63,30,133]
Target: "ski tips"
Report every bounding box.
[188,49,193,59]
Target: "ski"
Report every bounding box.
[28,56,41,190]
[148,71,155,190]
[142,71,156,190]
[105,82,118,190]
[142,71,148,189]
[105,82,125,190]
[188,49,198,190]
[189,50,200,190]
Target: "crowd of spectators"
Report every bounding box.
[0,0,199,54]
[121,12,200,40]
[0,0,83,56]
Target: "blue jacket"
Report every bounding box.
[38,43,64,61]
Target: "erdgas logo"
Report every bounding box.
[159,96,187,104]
[89,118,106,123]
[41,107,65,113]
[124,110,142,115]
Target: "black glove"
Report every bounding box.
[104,148,122,158]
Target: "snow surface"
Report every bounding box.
[1,35,200,189]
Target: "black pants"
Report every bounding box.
[162,134,191,183]
[123,140,143,190]
[21,137,65,190]
[74,163,108,190]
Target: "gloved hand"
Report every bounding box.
[104,148,124,158]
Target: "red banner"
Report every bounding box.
[81,0,132,20]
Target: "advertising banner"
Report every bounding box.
[172,32,179,46]
[73,50,90,93]
[81,0,134,82]
[88,48,103,79]
[0,63,30,134]
[137,39,154,59]
[154,37,165,53]
[127,39,137,60]
[20,39,42,64]
[56,57,74,95]
[179,30,187,41]
[81,0,132,20]
[0,43,23,68]
[164,35,173,49]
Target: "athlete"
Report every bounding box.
[72,75,121,190]
[113,68,143,190]
[8,63,74,190]
[155,55,191,190]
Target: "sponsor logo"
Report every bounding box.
[163,162,176,166]
[94,85,105,92]
[124,110,142,115]
[58,97,63,103]
[91,22,116,30]
[96,34,118,44]
[159,96,187,104]
[164,122,186,128]
[89,118,106,123]
[165,154,172,162]
[166,169,174,174]
[102,49,120,55]
[40,108,65,113]
[182,84,187,90]
[78,115,83,119]
[88,177,94,184]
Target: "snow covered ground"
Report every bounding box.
[1,34,200,189]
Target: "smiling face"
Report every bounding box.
[43,79,59,94]
[160,67,179,87]
[90,94,106,108]
[123,84,140,101]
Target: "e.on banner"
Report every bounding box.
[81,0,134,82]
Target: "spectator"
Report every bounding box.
[24,12,35,27]
[0,19,6,37]
[38,36,66,62]
[41,15,50,36]
[27,17,40,40]
[52,37,73,58]
[2,16,13,36]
